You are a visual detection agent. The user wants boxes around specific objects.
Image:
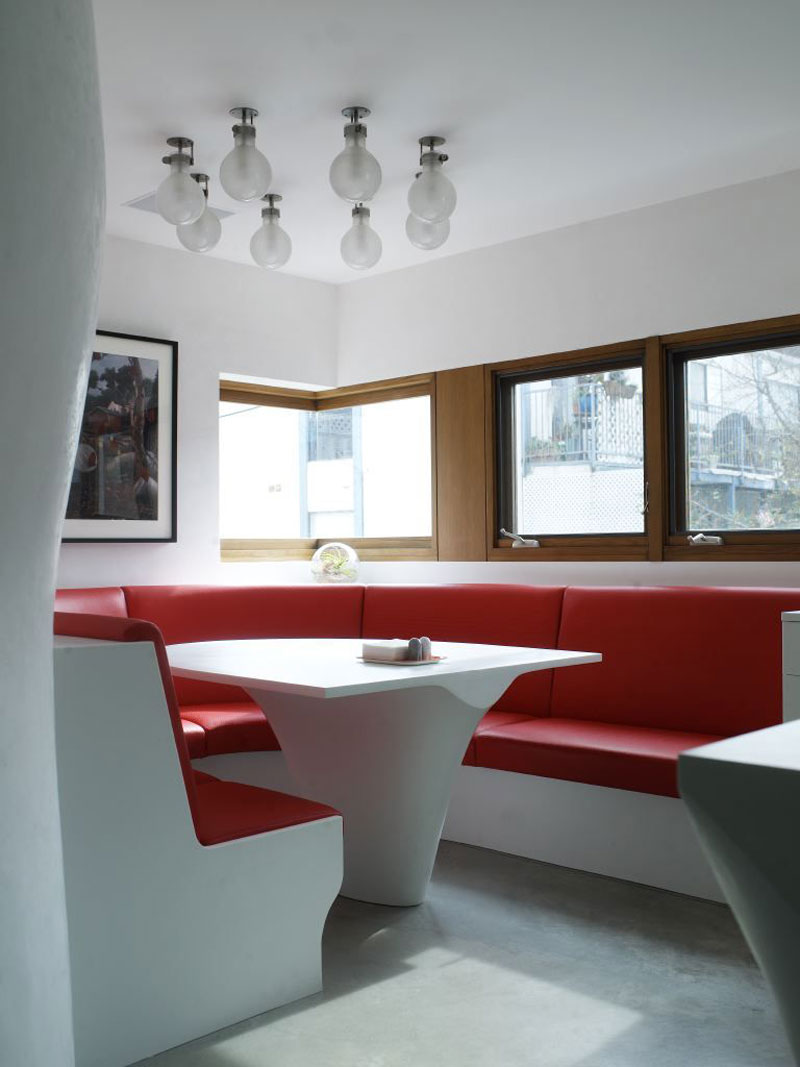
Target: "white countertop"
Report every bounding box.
[681,719,800,773]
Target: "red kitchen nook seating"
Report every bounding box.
[55,583,800,799]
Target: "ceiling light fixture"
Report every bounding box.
[405,211,450,250]
[219,106,272,202]
[407,136,456,224]
[340,204,382,270]
[156,137,206,225]
[148,110,460,272]
[176,173,223,253]
[250,193,292,269]
[405,169,450,250]
[329,106,382,203]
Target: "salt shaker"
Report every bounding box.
[407,637,422,661]
[420,636,432,661]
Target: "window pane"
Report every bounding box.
[684,345,800,531]
[360,397,432,537]
[219,395,432,539]
[509,367,645,535]
[219,403,304,538]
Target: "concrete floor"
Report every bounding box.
[137,842,792,1067]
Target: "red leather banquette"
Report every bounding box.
[55,583,800,798]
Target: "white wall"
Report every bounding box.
[338,168,800,588]
[58,170,800,589]
[338,168,800,382]
[57,236,337,587]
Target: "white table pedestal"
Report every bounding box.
[253,686,486,906]
[169,638,601,909]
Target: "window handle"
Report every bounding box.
[500,527,541,548]
[687,533,724,545]
[641,481,650,515]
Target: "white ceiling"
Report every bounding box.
[96,0,800,284]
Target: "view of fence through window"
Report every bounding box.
[219,394,432,539]
[510,367,645,535]
[684,344,800,531]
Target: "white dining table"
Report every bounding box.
[168,637,601,906]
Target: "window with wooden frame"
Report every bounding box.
[218,374,436,562]
[218,314,800,566]
[665,316,800,561]
[488,341,658,561]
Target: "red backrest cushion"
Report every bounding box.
[122,585,366,705]
[552,586,800,735]
[53,612,199,814]
[362,584,565,715]
[55,587,128,617]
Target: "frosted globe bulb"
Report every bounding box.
[407,157,457,223]
[220,129,272,201]
[329,128,382,203]
[176,204,222,253]
[250,216,292,269]
[340,210,382,270]
[405,212,450,251]
[156,158,205,225]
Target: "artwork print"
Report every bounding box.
[62,331,177,542]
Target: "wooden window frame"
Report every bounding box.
[219,374,437,562]
[219,312,800,565]
[486,340,654,561]
[663,313,800,562]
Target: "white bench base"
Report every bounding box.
[195,752,722,902]
[56,640,342,1067]
[443,764,723,901]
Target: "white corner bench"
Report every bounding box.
[54,636,342,1067]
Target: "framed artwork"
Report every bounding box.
[62,330,177,542]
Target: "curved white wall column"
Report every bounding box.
[0,2,104,1065]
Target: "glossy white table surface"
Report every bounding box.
[169,638,601,905]
[167,638,600,703]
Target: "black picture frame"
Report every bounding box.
[62,329,178,543]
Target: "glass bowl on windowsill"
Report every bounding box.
[310,542,360,584]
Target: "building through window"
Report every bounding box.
[675,342,800,532]
[497,363,645,537]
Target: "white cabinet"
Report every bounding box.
[781,611,800,721]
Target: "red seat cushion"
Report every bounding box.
[475,717,722,797]
[180,703,280,755]
[463,709,534,765]
[181,717,207,758]
[193,780,340,845]
[363,584,565,717]
[55,586,127,617]
[553,586,800,736]
[123,585,365,706]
